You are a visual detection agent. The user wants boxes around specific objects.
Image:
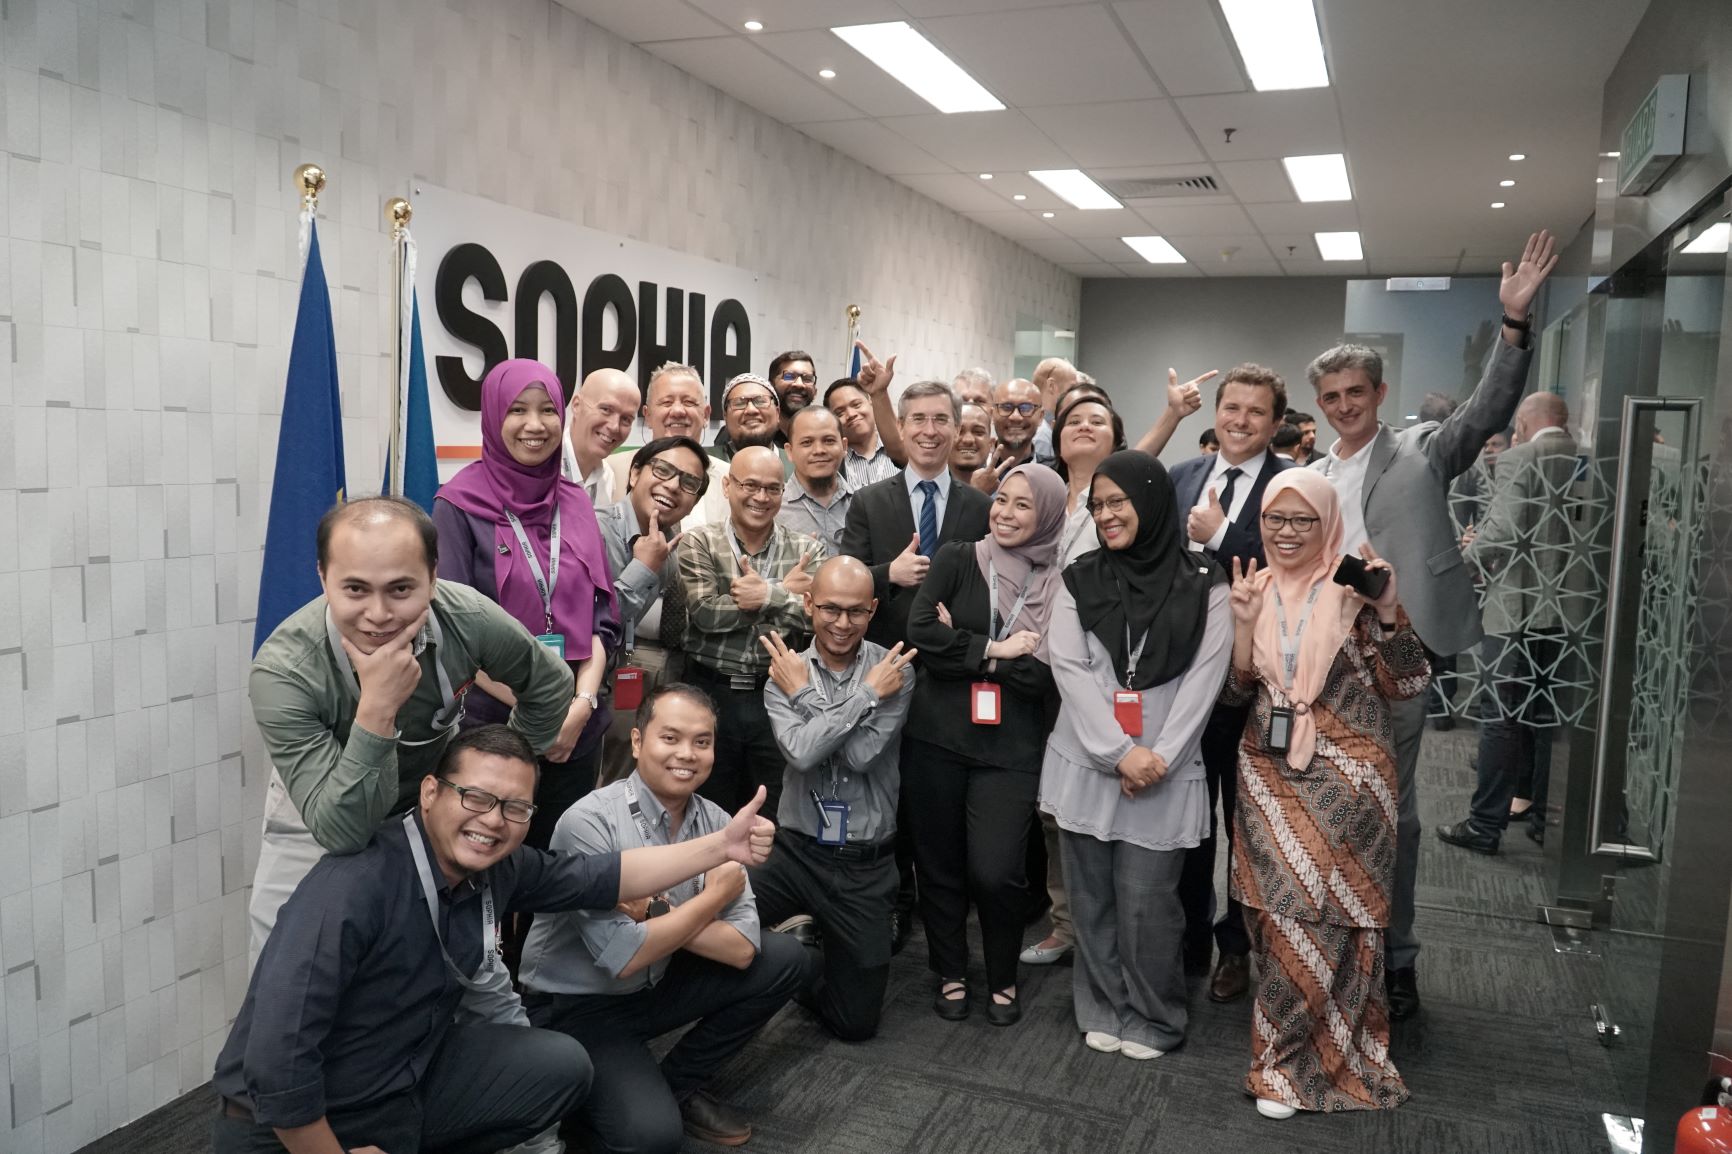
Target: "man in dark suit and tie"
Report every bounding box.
[842,378,992,947]
[1166,363,1293,1003]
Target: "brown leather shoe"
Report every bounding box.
[1208,952,1251,1003]
[680,1091,752,1147]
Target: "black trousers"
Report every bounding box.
[523,938,813,1154]
[750,829,899,1041]
[686,663,786,816]
[1177,702,1252,960]
[210,1024,587,1154]
[1467,632,1563,836]
[525,747,602,851]
[903,739,1038,992]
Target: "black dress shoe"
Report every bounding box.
[680,1091,752,1147]
[986,993,1021,1027]
[1435,820,1499,855]
[1526,821,1545,846]
[934,980,970,1021]
[891,910,914,956]
[1386,966,1420,1021]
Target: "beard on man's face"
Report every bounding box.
[734,428,780,451]
[779,390,814,420]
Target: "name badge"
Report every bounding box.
[1113,690,1143,737]
[536,633,566,659]
[970,682,1001,725]
[613,665,646,710]
[817,800,850,846]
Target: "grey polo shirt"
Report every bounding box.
[763,640,914,844]
[516,772,760,995]
[776,475,853,554]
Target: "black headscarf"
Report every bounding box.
[1062,451,1226,689]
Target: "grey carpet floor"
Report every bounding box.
[79,724,1636,1154]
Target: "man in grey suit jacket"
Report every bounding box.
[1438,393,1581,854]
[1308,229,1558,1020]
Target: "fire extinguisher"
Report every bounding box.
[1678,1079,1732,1154]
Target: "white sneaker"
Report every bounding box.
[1083,1031,1121,1053]
[1255,1098,1297,1120]
[1020,938,1074,965]
[1119,1040,1165,1061]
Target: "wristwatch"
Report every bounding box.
[1501,312,1532,332]
[575,690,600,711]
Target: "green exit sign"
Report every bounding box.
[1618,75,1689,196]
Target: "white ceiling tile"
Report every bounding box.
[685,0,911,34]
[1044,207,1148,239]
[900,0,1096,14]
[1113,0,1247,97]
[1213,159,1295,203]
[753,30,935,117]
[1063,262,1130,279]
[895,173,1018,214]
[1016,236,1102,264]
[1175,89,1344,161]
[1080,236,1148,263]
[963,210,1065,239]
[1167,233,1277,265]
[1128,203,1254,235]
[878,110,1073,171]
[1204,262,1289,277]
[1115,262,1205,278]
[1245,201,1360,233]
[1365,258,1464,276]
[554,0,733,42]
[794,119,954,174]
[1022,100,1204,168]
[1278,257,1367,276]
[647,37,866,123]
[971,172,1068,210]
[923,7,1165,107]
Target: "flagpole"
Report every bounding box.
[385,196,414,497]
[293,163,325,268]
[845,303,861,374]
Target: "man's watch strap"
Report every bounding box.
[1501,312,1533,332]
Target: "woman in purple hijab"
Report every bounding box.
[433,359,620,854]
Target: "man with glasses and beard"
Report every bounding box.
[709,374,785,464]
[769,349,819,439]
[754,557,917,1040]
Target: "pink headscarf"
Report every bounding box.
[437,360,616,655]
[1250,469,1360,770]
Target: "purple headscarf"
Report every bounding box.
[973,462,1068,637]
[437,359,616,655]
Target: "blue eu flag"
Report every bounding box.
[254,221,346,654]
[384,291,440,513]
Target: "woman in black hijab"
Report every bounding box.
[1038,451,1233,1061]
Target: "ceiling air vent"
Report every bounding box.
[1098,174,1221,199]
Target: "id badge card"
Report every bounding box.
[970,681,1001,725]
[1267,706,1294,754]
[614,665,646,711]
[816,800,849,846]
[536,633,566,659]
[1113,690,1144,737]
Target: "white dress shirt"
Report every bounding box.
[561,439,616,505]
[903,466,952,546]
[1321,435,1377,555]
[1189,450,1266,553]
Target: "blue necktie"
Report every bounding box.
[917,479,940,558]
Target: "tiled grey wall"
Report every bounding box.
[0,0,1078,1150]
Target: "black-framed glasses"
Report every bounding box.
[647,457,703,494]
[1261,512,1320,533]
[437,778,537,824]
[995,401,1039,417]
[727,395,775,412]
[1087,494,1132,517]
[733,479,784,498]
[778,370,817,385]
[813,603,873,624]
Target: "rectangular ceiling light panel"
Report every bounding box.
[1283,153,1352,202]
[1220,0,1330,91]
[831,21,1004,114]
[1029,169,1123,210]
[1315,230,1363,260]
[1122,236,1186,264]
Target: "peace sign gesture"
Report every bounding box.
[970,449,1021,495]
[1229,557,1264,626]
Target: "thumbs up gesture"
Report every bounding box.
[731,554,770,612]
[889,531,930,587]
[1189,485,1227,543]
[782,551,815,598]
[721,785,776,866]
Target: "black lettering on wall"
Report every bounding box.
[708,298,752,409]
[514,261,579,395]
[636,282,684,391]
[686,292,706,381]
[582,274,636,380]
[434,243,509,411]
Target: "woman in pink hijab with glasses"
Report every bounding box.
[1221,469,1427,1121]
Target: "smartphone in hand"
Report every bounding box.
[1332,553,1390,602]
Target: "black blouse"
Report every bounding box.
[906,542,1058,772]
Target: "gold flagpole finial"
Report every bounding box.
[846,304,861,324]
[293,163,327,212]
[385,196,413,238]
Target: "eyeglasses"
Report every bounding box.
[437,778,537,824]
[995,402,1039,417]
[647,457,703,495]
[1261,512,1320,533]
[727,395,775,412]
[732,479,784,498]
[778,371,817,385]
[813,603,873,624]
[1087,494,1132,517]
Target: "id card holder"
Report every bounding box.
[1267,706,1294,754]
[816,800,849,846]
[614,665,646,711]
[970,681,1001,725]
[1113,690,1144,737]
[536,633,566,660]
